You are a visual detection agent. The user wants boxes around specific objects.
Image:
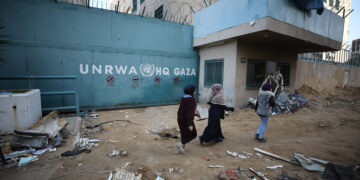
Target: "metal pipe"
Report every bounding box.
[41,91,77,95]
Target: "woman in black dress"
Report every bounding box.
[199,84,234,145]
[176,85,197,154]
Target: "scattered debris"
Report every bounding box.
[208,165,224,168]
[168,167,184,174]
[278,173,299,180]
[226,150,237,157]
[129,136,137,140]
[308,157,329,165]
[155,128,179,139]
[274,93,308,114]
[113,169,142,180]
[250,167,269,180]
[10,111,69,148]
[86,120,131,129]
[33,146,56,155]
[195,105,209,120]
[203,155,210,161]
[61,149,91,157]
[218,170,229,180]
[89,113,99,118]
[266,165,283,169]
[18,155,39,166]
[108,171,113,180]
[4,146,35,159]
[254,148,298,165]
[294,153,325,172]
[324,162,360,180]
[155,176,165,180]
[238,154,248,159]
[243,151,253,157]
[107,140,120,143]
[108,150,120,157]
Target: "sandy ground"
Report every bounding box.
[1,86,360,180]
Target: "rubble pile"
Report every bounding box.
[273,92,308,114]
[249,91,308,114]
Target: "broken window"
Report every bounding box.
[132,0,137,12]
[246,59,266,89]
[335,0,340,10]
[155,5,163,19]
[204,60,223,86]
[276,63,290,87]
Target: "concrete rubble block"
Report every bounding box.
[10,111,69,148]
[10,134,48,149]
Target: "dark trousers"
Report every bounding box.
[181,130,197,145]
[0,145,7,165]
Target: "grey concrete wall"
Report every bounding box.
[235,41,298,107]
[294,61,360,91]
[198,40,237,107]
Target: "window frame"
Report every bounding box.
[132,0,137,12]
[276,62,291,87]
[154,5,164,19]
[246,59,267,90]
[204,59,224,87]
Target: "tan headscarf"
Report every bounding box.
[209,84,225,105]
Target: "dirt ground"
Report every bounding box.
[1,86,360,180]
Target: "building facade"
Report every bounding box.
[193,0,345,107]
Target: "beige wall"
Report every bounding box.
[234,41,298,107]
[294,60,360,91]
[198,40,298,108]
[198,40,237,107]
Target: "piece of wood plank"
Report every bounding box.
[250,167,269,180]
[254,147,299,165]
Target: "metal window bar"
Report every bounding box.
[0,75,79,115]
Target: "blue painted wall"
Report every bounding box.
[0,0,199,109]
[194,0,344,42]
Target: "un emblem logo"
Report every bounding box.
[140,64,155,77]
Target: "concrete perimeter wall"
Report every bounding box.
[0,0,199,109]
[295,61,360,91]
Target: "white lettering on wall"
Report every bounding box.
[115,65,127,75]
[156,67,162,75]
[180,68,185,76]
[163,67,170,76]
[186,68,190,76]
[128,66,138,75]
[80,64,88,74]
[191,68,196,76]
[80,64,196,76]
[105,65,113,74]
[174,68,180,76]
[92,65,102,74]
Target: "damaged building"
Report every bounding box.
[194,0,346,107]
